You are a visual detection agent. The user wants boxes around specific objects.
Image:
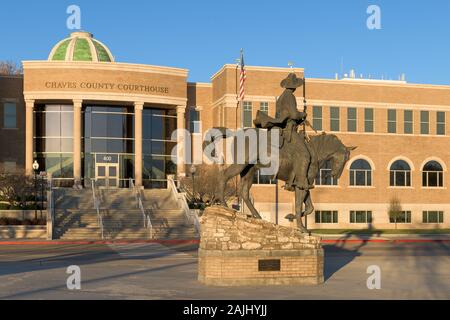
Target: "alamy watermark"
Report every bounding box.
[170,127,281,176]
[367,5,382,30]
[66,265,81,290]
[366,265,381,290]
[67,5,81,30]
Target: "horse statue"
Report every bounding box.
[203,128,356,233]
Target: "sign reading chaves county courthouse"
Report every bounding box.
[44,81,170,94]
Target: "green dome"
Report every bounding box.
[48,31,114,62]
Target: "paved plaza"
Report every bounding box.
[0,241,449,300]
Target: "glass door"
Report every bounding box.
[96,163,119,188]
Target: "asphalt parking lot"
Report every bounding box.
[0,241,449,300]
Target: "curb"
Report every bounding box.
[321,239,450,244]
[0,239,201,246]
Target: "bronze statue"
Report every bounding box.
[254,73,312,191]
[205,73,356,233]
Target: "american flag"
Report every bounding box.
[239,49,246,101]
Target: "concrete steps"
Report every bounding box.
[53,187,198,240]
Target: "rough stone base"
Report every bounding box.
[198,248,324,286]
[198,206,324,286]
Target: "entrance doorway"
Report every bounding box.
[95,154,120,188]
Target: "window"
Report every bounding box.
[330,107,340,132]
[315,211,338,224]
[3,102,17,128]
[253,170,275,185]
[404,110,413,134]
[388,109,397,133]
[350,159,372,186]
[347,107,357,132]
[364,108,374,132]
[437,111,446,135]
[260,102,269,114]
[350,211,373,223]
[390,160,411,187]
[243,101,253,128]
[312,106,322,131]
[423,211,444,224]
[390,211,412,224]
[420,111,429,134]
[315,160,338,186]
[189,109,201,134]
[422,161,444,187]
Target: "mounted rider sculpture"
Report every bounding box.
[206,72,356,233]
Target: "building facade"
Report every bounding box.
[1,31,450,230]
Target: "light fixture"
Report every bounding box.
[32,160,40,172]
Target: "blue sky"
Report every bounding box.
[1,0,449,84]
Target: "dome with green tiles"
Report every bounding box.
[48,31,114,62]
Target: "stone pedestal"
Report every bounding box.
[198,206,324,286]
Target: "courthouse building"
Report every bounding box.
[1,31,450,230]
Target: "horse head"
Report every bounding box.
[312,134,357,179]
[330,144,357,179]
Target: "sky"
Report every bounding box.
[1,0,449,84]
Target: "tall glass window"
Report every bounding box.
[84,105,135,188]
[421,111,429,134]
[347,107,357,132]
[142,108,177,189]
[34,105,74,187]
[364,108,374,133]
[243,101,253,128]
[3,102,17,128]
[404,110,413,134]
[312,106,322,131]
[437,111,446,136]
[330,107,340,132]
[189,109,200,134]
[388,109,397,133]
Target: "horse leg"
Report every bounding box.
[218,164,247,206]
[240,166,262,219]
[295,188,308,233]
[302,190,315,218]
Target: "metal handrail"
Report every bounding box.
[167,175,201,235]
[130,178,153,238]
[91,179,104,239]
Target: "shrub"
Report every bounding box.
[0,217,46,226]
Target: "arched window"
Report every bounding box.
[315,160,338,186]
[422,161,444,187]
[350,159,372,186]
[390,160,411,187]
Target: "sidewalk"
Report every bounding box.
[1,235,450,245]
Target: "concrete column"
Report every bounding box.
[73,100,83,187]
[25,100,35,175]
[176,105,187,178]
[134,102,144,187]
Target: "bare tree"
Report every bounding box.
[0,61,23,75]
[388,195,403,230]
[0,170,33,210]
[180,164,236,206]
